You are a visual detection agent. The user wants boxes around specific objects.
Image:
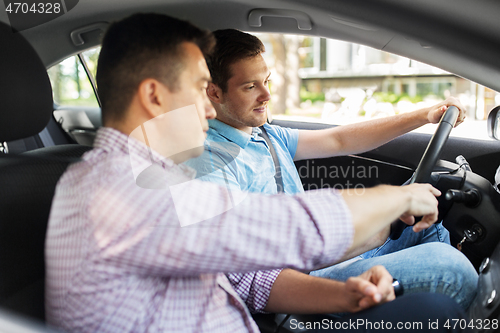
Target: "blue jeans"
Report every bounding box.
[283,293,472,332]
[310,223,478,310]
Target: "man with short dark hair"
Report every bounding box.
[46,14,470,333]
[186,28,477,311]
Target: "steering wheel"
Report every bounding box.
[389,106,460,239]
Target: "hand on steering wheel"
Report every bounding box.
[389,106,460,240]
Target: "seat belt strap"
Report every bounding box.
[259,125,284,193]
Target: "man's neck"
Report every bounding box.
[214,117,253,135]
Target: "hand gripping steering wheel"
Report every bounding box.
[389,106,460,240]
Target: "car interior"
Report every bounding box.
[1,0,500,332]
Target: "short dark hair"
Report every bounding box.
[206,29,265,92]
[96,13,215,124]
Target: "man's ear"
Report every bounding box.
[206,82,223,104]
[137,78,169,119]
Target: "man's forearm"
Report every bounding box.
[335,227,389,263]
[294,107,429,160]
[330,108,429,156]
[296,97,465,161]
[264,269,351,314]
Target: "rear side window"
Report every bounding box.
[47,47,100,107]
[47,47,101,146]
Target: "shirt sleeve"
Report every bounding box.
[226,269,282,313]
[87,154,353,278]
[264,123,299,159]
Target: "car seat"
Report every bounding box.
[0,21,92,323]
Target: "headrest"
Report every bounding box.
[0,21,53,142]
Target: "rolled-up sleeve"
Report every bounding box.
[226,269,283,313]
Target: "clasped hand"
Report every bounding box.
[343,265,395,312]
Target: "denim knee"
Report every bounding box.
[410,243,478,310]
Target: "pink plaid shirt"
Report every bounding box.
[45,127,353,333]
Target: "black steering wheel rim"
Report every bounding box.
[389,106,460,240]
[410,106,460,184]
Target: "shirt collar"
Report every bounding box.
[93,127,196,179]
[208,119,264,149]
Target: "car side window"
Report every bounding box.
[255,33,500,141]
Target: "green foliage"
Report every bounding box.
[372,92,423,104]
[300,88,325,103]
[47,47,101,107]
[399,94,423,103]
[58,97,99,107]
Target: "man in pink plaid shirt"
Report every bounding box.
[45,13,471,333]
